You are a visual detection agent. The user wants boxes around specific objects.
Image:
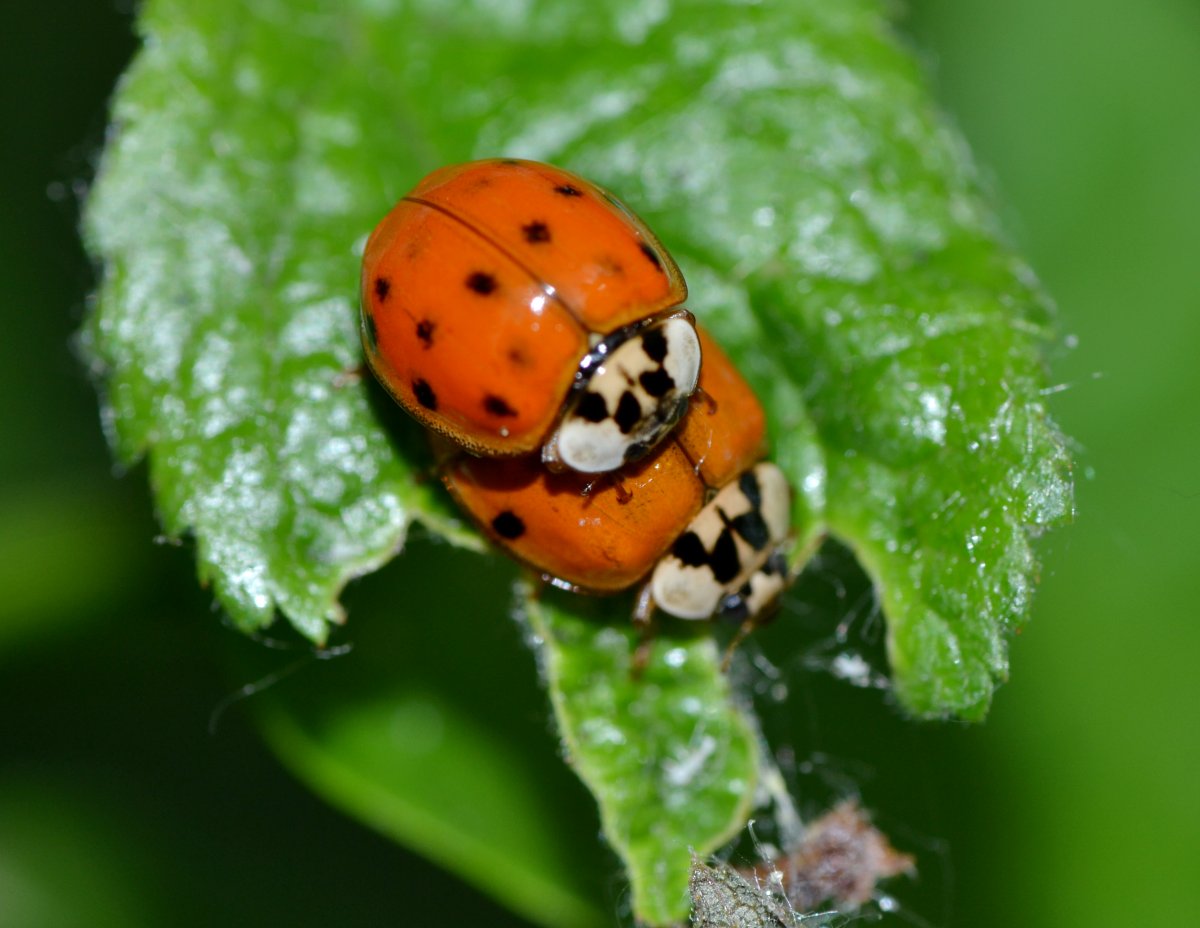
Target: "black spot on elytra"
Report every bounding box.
[522,221,551,244]
[466,271,497,295]
[483,394,518,418]
[374,277,391,301]
[730,508,771,551]
[499,158,521,165]
[614,391,643,434]
[413,378,437,411]
[709,528,742,584]
[672,531,708,568]
[638,367,674,399]
[599,256,625,276]
[738,469,762,508]
[576,392,609,423]
[640,326,668,363]
[639,242,664,271]
[492,510,526,540]
[555,184,582,197]
[416,319,435,346]
[362,312,378,349]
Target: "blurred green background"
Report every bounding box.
[2,1,1196,926]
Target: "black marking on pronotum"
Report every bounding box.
[413,378,438,410]
[639,367,674,398]
[576,392,609,423]
[554,184,582,197]
[672,531,708,568]
[639,241,664,271]
[640,327,668,363]
[522,221,551,243]
[492,510,526,540]
[416,319,435,346]
[483,394,518,418]
[374,277,391,301]
[709,529,742,584]
[738,469,762,508]
[730,509,771,551]
[466,271,497,295]
[672,526,743,583]
[673,524,746,584]
[614,392,642,434]
[362,312,379,349]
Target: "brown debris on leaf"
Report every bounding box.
[741,799,915,912]
[689,800,914,926]
[689,857,795,928]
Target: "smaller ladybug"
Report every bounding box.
[361,160,701,474]
[439,328,793,634]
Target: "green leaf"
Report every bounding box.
[523,590,758,925]
[81,0,480,643]
[83,0,1073,923]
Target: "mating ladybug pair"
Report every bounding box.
[361,160,793,642]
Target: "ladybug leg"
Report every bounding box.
[418,434,463,486]
[582,474,633,505]
[411,464,439,486]
[694,385,719,416]
[720,619,756,672]
[631,584,658,678]
[525,573,549,601]
[720,603,783,671]
[332,365,365,388]
[719,548,795,670]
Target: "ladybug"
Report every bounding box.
[438,328,793,629]
[361,159,701,474]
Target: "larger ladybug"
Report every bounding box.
[438,328,793,629]
[361,160,701,474]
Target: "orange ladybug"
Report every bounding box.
[361,160,701,474]
[439,329,793,628]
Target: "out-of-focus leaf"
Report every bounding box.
[0,780,161,928]
[250,542,611,928]
[0,483,147,650]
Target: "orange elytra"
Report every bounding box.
[361,159,701,474]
